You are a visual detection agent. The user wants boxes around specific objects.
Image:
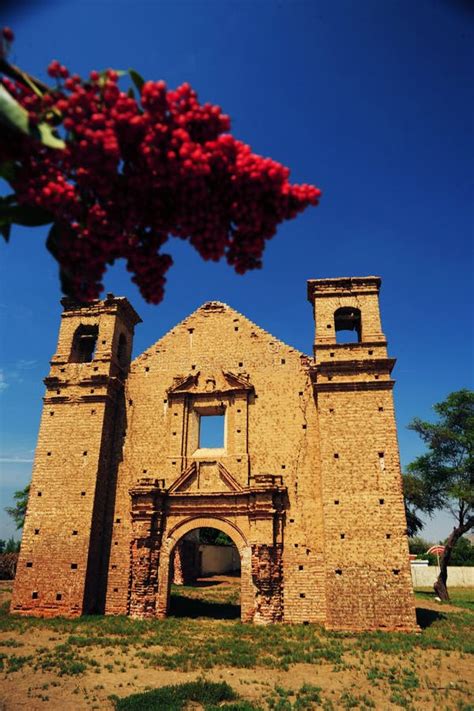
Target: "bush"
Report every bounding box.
[0,553,18,580]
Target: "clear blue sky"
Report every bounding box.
[0,0,472,543]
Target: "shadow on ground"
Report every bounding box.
[169,593,240,619]
[416,607,446,629]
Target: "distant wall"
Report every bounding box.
[200,545,240,575]
[411,565,474,587]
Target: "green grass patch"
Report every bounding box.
[112,679,247,710]
[415,587,474,612]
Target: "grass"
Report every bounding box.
[111,679,251,711]
[415,587,474,612]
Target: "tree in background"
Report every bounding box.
[5,484,30,530]
[405,390,474,600]
[0,28,320,305]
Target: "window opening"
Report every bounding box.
[334,307,361,344]
[199,414,225,449]
[117,333,127,366]
[70,324,99,363]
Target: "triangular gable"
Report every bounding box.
[133,301,307,366]
[167,369,254,397]
[168,461,244,494]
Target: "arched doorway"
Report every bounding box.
[156,517,253,622]
[169,527,241,619]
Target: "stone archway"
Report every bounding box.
[156,516,254,622]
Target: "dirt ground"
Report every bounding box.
[0,579,473,710]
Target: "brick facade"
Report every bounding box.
[11,277,417,630]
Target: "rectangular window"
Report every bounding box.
[199,414,225,449]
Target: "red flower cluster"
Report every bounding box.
[0,47,321,303]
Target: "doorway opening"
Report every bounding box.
[169,527,241,619]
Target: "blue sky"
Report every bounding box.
[0,0,472,543]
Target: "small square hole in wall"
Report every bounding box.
[47,452,51,456]
[37,491,42,497]
[237,458,241,463]
[113,587,119,592]
[299,565,304,570]
[334,500,339,505]
[281,358,286,364]
[326,324,332,329]
[50,411,54,416]
[188,328,194,334]
[299,593,306,598]
[334,453,339,459]
[129,399,133,406]
[378,406,384,412]
[328,376,333,381]
[83,451,88,456]
[335,569,342,575]
[90,389,95,394]
[34,529,40,535]
[56,389,60,395]
[102,340,106,345]
[237,429,241,434]
[392,569,400,576]
[234,327,239,332]
[163,399,167,404]
[379,498,385,505]
[56,593,62,601]
[173,432,177,436]
[238,362,243,367]
[174,412,178,416]
[32,591,38,599]
[340,533,345,539]
[368,350,373,355]
[26,561,32,568]
[299,391,303,396]
[374,375,379,380]
[289,518,295,523]
[81,491,86,496]
[330,352,335,358]
[172,461,176,465]
[71,563,78,570]
[191,364,196,370]
[61,368,65,373]
[115,518,121,524]
[294,543,299,548]
[143,469,147,474]
[72,530,78,535]
[114,541,118,546]
[386,533,391,539]
[329,408,334,413]
[302,424,307,429]
[91,409,96,415]
[281,464,286,469]
[93,367,98,372]
[112,564,117,570]
[237,409,241,413]
[145,366,149,372]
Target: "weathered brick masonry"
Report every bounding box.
[11,276,417,630]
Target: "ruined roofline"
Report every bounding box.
[133,299,309,366]
[60,292,142,327]
[307,276,381,301]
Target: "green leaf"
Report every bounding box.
[0,84,29,134]
[0,222,11,242]
[34,123,66,150]
[129,69,145,93]
[0,161,17,185]
[0,198,53,227]
[127,87,136,100]
[0,85,65,149]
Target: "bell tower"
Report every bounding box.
[307,277,417,631]
[11,294,141,617]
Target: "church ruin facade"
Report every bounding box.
[11,276,417,630]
